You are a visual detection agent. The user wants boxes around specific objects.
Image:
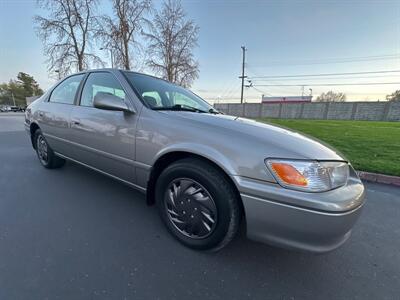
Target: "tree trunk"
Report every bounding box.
[77,54,84,71]
[123,39,130,70]
[167,65,173,82]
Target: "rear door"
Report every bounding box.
[37,74,85,154]
[68,71,138,183]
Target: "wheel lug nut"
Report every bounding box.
[183,211,186,214]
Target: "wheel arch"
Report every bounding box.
[30,122,40,149]
[146,150,243,215]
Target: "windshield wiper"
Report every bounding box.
[153,104,222,114]
[153,104,208,113]
[208,108,221,114]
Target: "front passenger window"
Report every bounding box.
[80,72,126,107]
[142,91,162,107]
[167,91,201,109]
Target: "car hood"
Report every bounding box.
[161,111,346,161]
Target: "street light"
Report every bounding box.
[100,47,114,68]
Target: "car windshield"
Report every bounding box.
[124,72,216,113]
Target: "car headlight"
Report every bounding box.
[265,159,349,192]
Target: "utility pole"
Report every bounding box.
[239,46,247,103]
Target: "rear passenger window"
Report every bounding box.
[80,72,126,107]
[49,74,84,104]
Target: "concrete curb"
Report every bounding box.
[357,171,400,187]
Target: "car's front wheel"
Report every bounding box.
[155,158,242,251]
[34,129,65,169]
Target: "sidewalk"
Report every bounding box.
[357,171,400,187]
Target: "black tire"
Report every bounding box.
[34,129,65,169]
[155,157,242,251]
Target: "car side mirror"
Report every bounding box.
[93,92,134,113]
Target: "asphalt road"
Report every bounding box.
[1,114,399,299]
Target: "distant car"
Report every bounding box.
[24,69,365,252]
[10,106,25,112]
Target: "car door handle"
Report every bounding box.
[71,119,80,125]
[39,112,44,117]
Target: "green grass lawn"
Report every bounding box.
[256,119,400,177]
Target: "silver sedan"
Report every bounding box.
[24,69,365,252]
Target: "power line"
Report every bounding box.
[342,92,388,95]
[248,53,400,67]
[221,81,240,100]
[215,63,243,98]
[253,82,400,87]
[248,69,400,79]
[250,75,400,82]
[246,66,290,95]
[226,86,241,100]
[219,78,239,98]
[251,86,272,96]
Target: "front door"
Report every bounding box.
[68,71,138,183]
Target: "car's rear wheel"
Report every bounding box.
[155,158,242,251]
[34,129,65,169]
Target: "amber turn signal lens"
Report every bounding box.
[270,163,308,186]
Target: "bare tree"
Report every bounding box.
[98,0,151,70]
[316,91,346,102]
[144,0,199,87]
[35,0,103,76]
[386,90,400,101]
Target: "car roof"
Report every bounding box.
[75,68,161,80]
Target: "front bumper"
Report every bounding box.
[233,175,365,253]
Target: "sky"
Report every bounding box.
[0,0,400,102]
